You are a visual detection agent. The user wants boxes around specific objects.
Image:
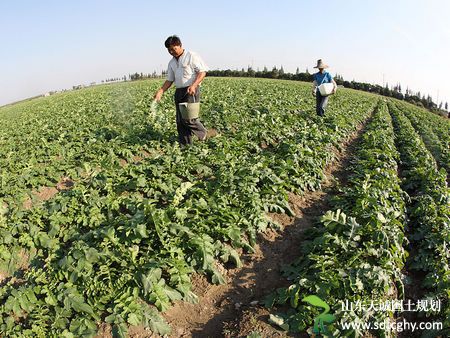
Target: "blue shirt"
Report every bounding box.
[314,72,333,85]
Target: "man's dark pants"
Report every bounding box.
[316,91,329,116]
[174,87,207,145]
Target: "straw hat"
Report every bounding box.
[313,59,329,69]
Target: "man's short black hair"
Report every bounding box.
[165,35,181,48]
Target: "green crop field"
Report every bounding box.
[0,78,448,337]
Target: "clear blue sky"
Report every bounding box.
[1,0,449,107]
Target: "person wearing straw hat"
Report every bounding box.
[312,59,337,117]
[154,35,208,145]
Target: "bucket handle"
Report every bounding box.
[188,94,196,103]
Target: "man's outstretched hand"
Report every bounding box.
[154,88,164,102]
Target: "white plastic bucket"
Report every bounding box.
[179,102,200,119]
[318,83,335,96]
[179,95,200,120]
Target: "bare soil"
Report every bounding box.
[23,186,59,209]
[0,247,34,286]
[206,128,219,139]
[22,177,74,209]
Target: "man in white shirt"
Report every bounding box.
[154,35,208,145]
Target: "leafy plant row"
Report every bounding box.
[267,101,408,337]
[388,103,450,332]
[0,78,377,337]
[393,101,450,174]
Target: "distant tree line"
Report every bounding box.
[102,71,166,84]
[207,66,449,116]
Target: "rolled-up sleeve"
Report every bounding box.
[191,52,209,73]
[167,64,175,82]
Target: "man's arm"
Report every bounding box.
[187,72,206,96]
[331,79,337,93]
[154,80,173,101]
[312,80,318,96]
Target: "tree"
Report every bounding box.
[271,66,279,79]
[247,66,255,77]
[296,67,300,75]
[445,102,448,110]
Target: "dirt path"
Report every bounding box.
[161,120,369,338]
